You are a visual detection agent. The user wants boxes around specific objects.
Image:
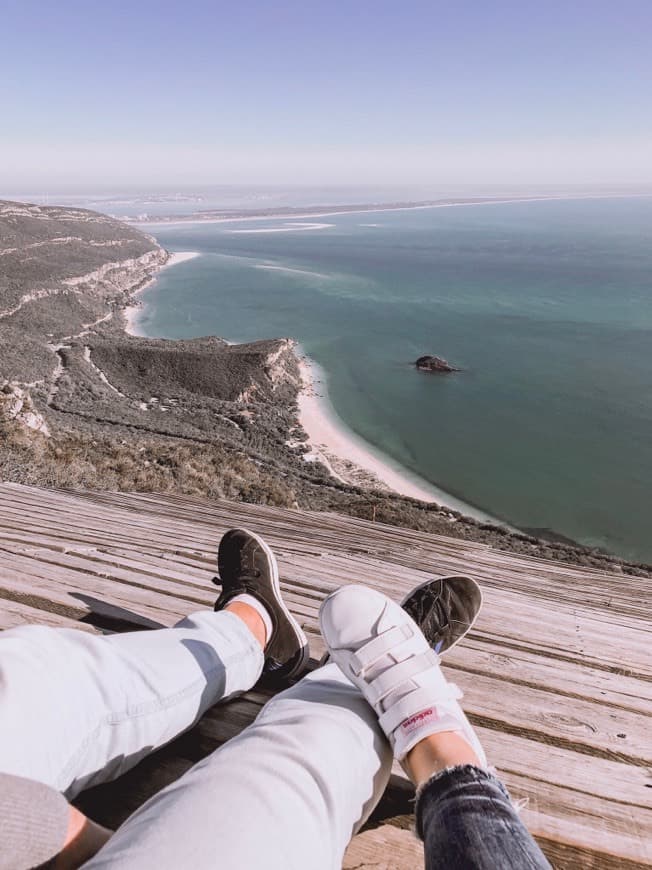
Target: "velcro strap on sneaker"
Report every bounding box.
[366,648,440,705]
[378,682,463,735]
[349,623,415,676]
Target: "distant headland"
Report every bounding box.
[124,192,652,226]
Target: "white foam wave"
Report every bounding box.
[253,264,330,280]
[228,222,334,234]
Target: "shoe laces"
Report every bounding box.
[211,568,262,588]
[241,568,262,582]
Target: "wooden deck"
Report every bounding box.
[0,482,649,868]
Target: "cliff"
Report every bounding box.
[0,200,305,477]
[0,200,167,384]
[2,199,650,578]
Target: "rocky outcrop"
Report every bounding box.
[0,384,50,435]
[263,339,302,391]
[0,200,166,313]
[415,355,459,373]
[61,248,167,297]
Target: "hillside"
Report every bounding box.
[0,200,166,386]
[0,482,649,868]
[2,199,651,577]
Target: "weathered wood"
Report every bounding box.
[0,482,650,869]
[343,825,423,869]
[0,597,101,633]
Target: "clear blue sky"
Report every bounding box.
[1,0,650,187]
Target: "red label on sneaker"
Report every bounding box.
[401,707,439,734]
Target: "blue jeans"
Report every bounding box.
[416,765,551,869]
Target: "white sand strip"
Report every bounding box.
[296,355,497,521]
[124,251,200,337]
[136,193,652,230]
[228,222,334,234]
[165,251,201,267]
[123,305,144,337]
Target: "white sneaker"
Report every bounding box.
[319,584,486,765]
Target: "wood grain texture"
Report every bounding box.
[0,483,649,869]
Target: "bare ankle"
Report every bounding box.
[405,731,482,787]
[225,601,268,650]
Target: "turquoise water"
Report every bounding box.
[139,197,652,562]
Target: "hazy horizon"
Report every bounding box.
[3,183,652,213]
[2,0,650,188]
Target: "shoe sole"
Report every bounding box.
[233,528,310,680]
[400,575,483,654]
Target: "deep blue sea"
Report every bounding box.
[137,197,652,562]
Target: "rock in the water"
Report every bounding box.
[415,355,458,373]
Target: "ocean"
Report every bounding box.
[135,197,652,562]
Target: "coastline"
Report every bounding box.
[296,352,501,523]
[5,196,651,575]
[124,250,200,336]
[134,192,652,229]
[118,241,504,522]
[121,210,646,561]
[126,244,509,525]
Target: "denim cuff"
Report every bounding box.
[414,764,510,840]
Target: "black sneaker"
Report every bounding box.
[401,575,482,655]
[318,574,483,667]
[213,528,309,681]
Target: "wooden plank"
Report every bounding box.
[0,597,101,633]
[0,564,184,628]
[445,638,652,714]
[506,771,652,869]
[450,669,650,764]
[343,826,423,869]
[0,481,650,868]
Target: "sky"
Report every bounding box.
[1,0,651,189]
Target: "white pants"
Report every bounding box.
[0,612,392,869]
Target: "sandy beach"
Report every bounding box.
[124,251,200,336]
[119,243,496,520]
[296,354,497,520]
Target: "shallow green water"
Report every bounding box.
[139,197,652,562]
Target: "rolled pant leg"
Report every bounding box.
[85,663,393,870]
[0,611,263,798]
[416,764,551,870]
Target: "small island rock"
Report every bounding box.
[415,355,459,373]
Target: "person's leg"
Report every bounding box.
[321,584,551,870]
[84,661,392,870]
[0,527,308,802]
[83,574,485,869]
[0,608,263,798]
[415,761,551,870]
[407,734,550,869]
